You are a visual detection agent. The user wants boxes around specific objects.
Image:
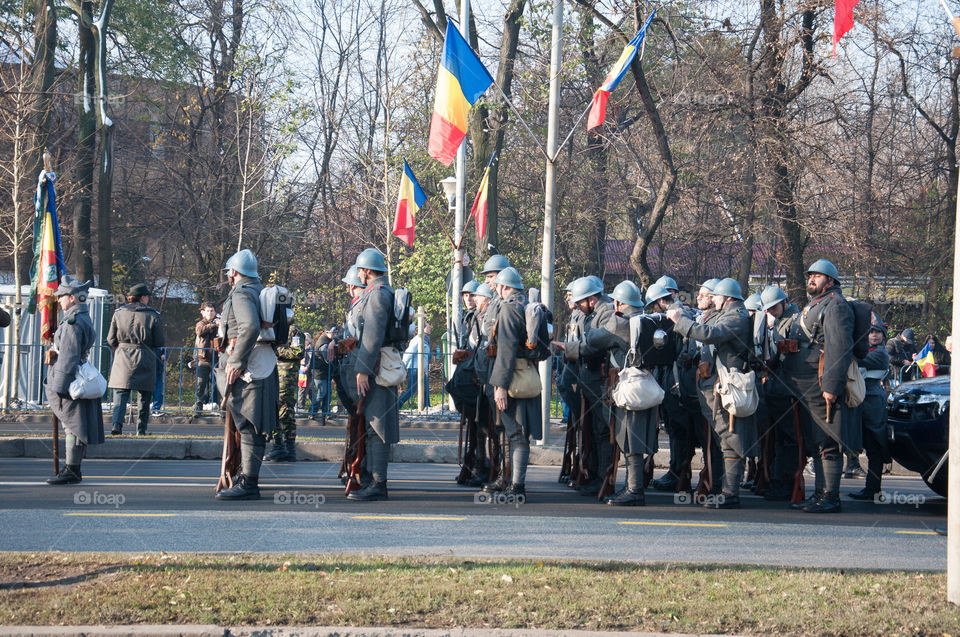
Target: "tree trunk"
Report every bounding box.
[73,1,96,282]
[93,0,115,291]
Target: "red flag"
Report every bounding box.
[833,0,860,57]
[470,153,496,240]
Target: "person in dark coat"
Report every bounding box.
[215,249,279,500]
[46,276,105,485]
[668,278,756,509]
[849,316,892,501]
[107,283,164,435]
[782,259,854,514]
[347,248,401,502]
[886,329,916,379]
[487,267,540,499]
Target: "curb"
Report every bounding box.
[0,627,713,637]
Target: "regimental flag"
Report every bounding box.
[587,10,656,131]
[28,170,66,343]
[833,0,860,57]
[392,159,427,247]
[427,22,494,166]
[914,342,937,378]
[470,152,496,241]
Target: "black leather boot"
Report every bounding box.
[803,491,841,513]
[216,474,260,500]
[47,464,82,485]
[347,480,388,501]
[284,437,297,462]
[264,438,286,462]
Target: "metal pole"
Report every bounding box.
[452,0,470,384]
[538,0,563,446]
[417,306,425,412]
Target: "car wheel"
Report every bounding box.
[923,465,948,498]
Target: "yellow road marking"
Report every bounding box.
[64,513,177,517]
[894,530,939,536]
[352,515,466,521]
[618,521,727,528]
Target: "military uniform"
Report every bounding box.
[783,282,854,512]
[851,342,890,498]
[107,300,164,434]
[448,306,487,485]
[557,308,584,483]
[474,295,503,486]
[650,311,696,493]
[672,299,755,505]
[266,324,304,461]
[761,304,802,501]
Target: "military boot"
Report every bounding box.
[650,473,679,492]
[804,452,841,513]
[264,436,286,462]
[284,436,297,462]
[791,490,822,510]
[46,465,82,485]
[608,454,644,506]
[215,474,260,500]
[348,433,389,501]
[501,442,529,500]
[850,456,883,500]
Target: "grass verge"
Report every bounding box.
[0,552,956,635]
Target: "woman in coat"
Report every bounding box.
[46,276,105,485]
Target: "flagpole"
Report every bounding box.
[492,82,549,159]
[553,101,593,162]
[538,0,563,445]
[451,0,470,399]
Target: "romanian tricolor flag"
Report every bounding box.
[914,342,937,378]
[28,170,66,343]
[427,22,494,166]
[470,152,496,240]
[392,159,426,247]
[832,0,860,57]
[586,10,656,131]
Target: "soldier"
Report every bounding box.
[475,255,510,489]
[667,278,756,509]
[586,280,653,505]
[215,249,279,500]
[556,276,615,496]
[469,283,496,486]
[557,283,584,485]
[781,259,854,513]
[744,293,763,315]
[107,283,164,436]
[486,266,540,498]
[347,248,402,502]
[265,311,303,462]
[449,279,484,485]
[849,314,891,501]
[45,276,105,485]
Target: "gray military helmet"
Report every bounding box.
[807,258,839,281]
[473,283,493,298]
[760,285,788,311]
[355,248,387,272]
[700,278,720,292]
[744,292,762,311]
[462,279,479,294]
[645,283,672,306]
[712,277,744,301]
[493,266,524,290]
[655,275,679,292]
[55,275,91,300]
[480,254,510,274]
[901,328,916,346]
[341,265,363,287]
[569,276,603,303]
[587,275,605,294]
[611,280,643,307]
[224,248,258,277]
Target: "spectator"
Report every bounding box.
[192,302,220,415]
[398,322,431,410]
[312,326,338,422]
[926,333,951,367]
[886,328,916,377]
[296,331,312,412]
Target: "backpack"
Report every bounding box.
[848,299,872,360]
[626,313,677,369]
[520,288,553,361]
[259,285,292,346]
[387,287,413,348]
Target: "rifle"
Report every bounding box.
[754,414,776,494]
[559,409,575,482]
[344,396,366,495]
[694,414,714,498]
[216,383,241,493]
[791,400,806,503]
[598,367,621,501]
[456,410,476,484]
[574,392,592,488]
[487,403,499,482]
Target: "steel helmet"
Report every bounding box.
[645,283,672,306]
[807,258,839,281]
[341,265,363,287]
[611,280,643,307]
[473,283,493,298]
[744,292,762,311]
[355,248,387,272]
[480,254,510,274]
[700,278,720,292]
[224,249,258,277]
[760,285,788,311]
[871,312,888,339]
[462,279,479,294]
[493,266,524,290]
[712,277,744,301]
[587,275,605,294]
[656,275,679,292]
[569,276,603,303]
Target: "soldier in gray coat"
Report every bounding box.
[849,315,891,501]
[668,278,756,509]
[46,276,105,485]
[347,248,401,502]
[215,249,279,500]
[782,259,854,513]
[475,255,510,490]
[107,283,164,435]
[486,267,540,498]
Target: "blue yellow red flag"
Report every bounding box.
[393,159,427,247]
[470,152,496,241]
[587,10,656,130]
[914,342,937,378]
[28,170,66,343]
[427,22,494,165]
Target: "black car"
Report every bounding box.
[887,375,949,497]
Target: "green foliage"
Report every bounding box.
[391,232,453,325]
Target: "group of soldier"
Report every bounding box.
[42,246,889,513]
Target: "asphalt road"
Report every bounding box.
[0,457,946,570]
